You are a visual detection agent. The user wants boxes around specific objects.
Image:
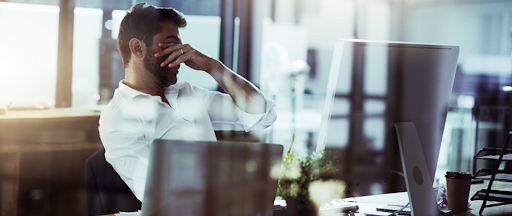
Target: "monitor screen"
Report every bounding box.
[316,39,459,196]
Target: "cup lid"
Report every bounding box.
[445,171,472,179]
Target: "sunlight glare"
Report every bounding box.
[0,2,59,104]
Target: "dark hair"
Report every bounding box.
[117,3,187,68]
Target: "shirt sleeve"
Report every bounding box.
[194,85,277,132]
[98,103,150,202]
[234,94,277,132]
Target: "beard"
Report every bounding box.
[143,47,178,87]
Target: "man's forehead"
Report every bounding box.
[155,21,181,41]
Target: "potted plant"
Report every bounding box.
[276,136,344,216]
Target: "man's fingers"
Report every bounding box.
[168,50,193,68]
[154,43,205,70]
[155,43,184,58]
[158,45,188,67]
[161,45,193,67]
[155,43,174,56]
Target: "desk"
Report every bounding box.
[0,108,102,216]
[355,180,512,215]
[99,181,512,216]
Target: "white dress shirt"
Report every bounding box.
[98,80,277,201]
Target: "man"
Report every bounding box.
[99,3,277,202]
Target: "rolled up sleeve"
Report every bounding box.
[204,89,277,131]
[235,96,277,131]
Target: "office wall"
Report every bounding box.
[403,1,512,62]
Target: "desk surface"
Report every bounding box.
[0,107,100,121]
[0,108,101,145]
[101,180,512,216]
[354,180,512,216]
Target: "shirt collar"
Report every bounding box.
[117,80,179,100]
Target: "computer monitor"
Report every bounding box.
[141,140,283,216]
[316,39,459,196]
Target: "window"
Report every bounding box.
[72,7,102,107]
[0,2,59,108]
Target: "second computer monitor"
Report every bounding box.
[316,39,459,195]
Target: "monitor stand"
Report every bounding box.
[394,122,439,216]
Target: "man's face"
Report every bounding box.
[143,21,182,87]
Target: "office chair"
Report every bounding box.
[85,147,142,215]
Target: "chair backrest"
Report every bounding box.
[85,147,141,215]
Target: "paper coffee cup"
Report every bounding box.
[445,171,472,211]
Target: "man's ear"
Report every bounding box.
[129,38,145,59]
